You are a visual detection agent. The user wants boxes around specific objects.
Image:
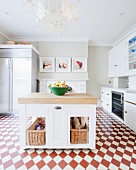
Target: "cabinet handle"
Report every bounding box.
[54,106,62,110]
[114,65,117,66]
[102,92,103,93]
[125,111,127,113]
[107,104,109,106]
[107,94,109,95]
[101,101,103,102]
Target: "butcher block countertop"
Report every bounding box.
[18,93,97,104]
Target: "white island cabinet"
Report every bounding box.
[18,93,97,149]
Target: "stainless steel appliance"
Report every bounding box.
[112,91,124,120]
[0,46,38,114]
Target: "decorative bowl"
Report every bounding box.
[49,87,68,96]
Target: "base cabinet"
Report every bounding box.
[19,104,96,149]
[101,87,111,113]
[124,102,136,132]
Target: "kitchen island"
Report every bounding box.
[18,93,97,149]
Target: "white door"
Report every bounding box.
[47,105,68,147]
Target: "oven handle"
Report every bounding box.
[121,94,123,104]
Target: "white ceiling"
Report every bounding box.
[0,0,136,45]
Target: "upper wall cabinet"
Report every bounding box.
[108,39,128,77]
[127,31,136,73]
[108,48,118,77]
[116,39,128,76]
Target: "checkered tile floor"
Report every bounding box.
[0,108,136,170]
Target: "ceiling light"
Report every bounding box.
[23,0,81,33]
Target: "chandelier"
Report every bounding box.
[23,0,81,33]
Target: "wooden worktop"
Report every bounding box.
[18,93,97,104]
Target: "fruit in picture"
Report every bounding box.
[76,61,83,69]
[59,62,68,69]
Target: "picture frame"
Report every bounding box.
[72,58,87,72]
[40,57,55,72]
[56,57,71,72]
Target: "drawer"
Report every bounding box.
[101,88,111,99]
[69,105,95,117]
[101,98,111,113]
[26,104,48,116]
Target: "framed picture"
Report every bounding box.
[40,57,55,72]
[56,57,71,72]
[72,58,87,72]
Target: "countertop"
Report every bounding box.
[18,93,97,104]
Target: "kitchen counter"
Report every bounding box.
[18,93,97,104]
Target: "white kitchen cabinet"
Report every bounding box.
[19,102,96,149]
[116,40,128,76]
[124,102,136,132]
[101,87,111,113]
[108,39,128,77]
[108,48,118,77]
[127,31,136,74]
[124,92,136,132]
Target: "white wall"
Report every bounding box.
[38,41,88,80]
[87,46,112,99]
[38,41,88,57]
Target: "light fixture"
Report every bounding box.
[23,0,82,33]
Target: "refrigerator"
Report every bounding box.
[0,46,38,114]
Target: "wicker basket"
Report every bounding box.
[27,118,45,146]
[70,128,89,144]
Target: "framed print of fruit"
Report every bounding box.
[56,57,71,72]
[72,58,87,72]
[40,57,55,72]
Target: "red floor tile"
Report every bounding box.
[25,160,35,169]
[69,160,78,169]
[90,159,99,168]
[78,150,86,158]
[49,151,58,158]
[36,160,46,169]
[47,160,57,169]
[58,160,67,169]
[80,159,89,168]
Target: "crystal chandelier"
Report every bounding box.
[23,0,81,33]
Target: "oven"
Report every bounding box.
[112,91,124,120]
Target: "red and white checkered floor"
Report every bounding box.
[0,108,136,170]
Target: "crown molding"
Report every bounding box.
[88,41,113,47]
[0,28,11,40]
[10,36,89,42]
[113,24,136,46]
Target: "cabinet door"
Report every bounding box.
[127,31,136,74]
[117,40,128,76]
[124,102,136,132]
[47,105,68,147]
[108,48,118,77]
